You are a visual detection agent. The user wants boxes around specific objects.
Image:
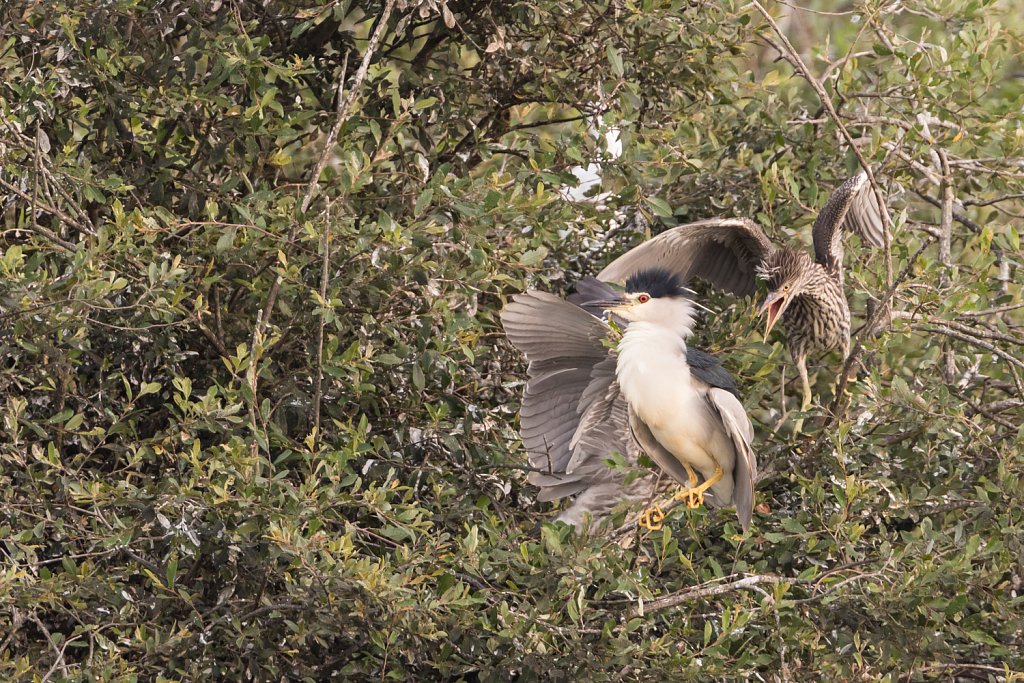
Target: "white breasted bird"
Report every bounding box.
[501,268,756,532]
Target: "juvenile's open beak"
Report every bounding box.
[759,291,787,340]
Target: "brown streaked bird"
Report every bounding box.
[501,269,756,532]
[596,172,887,414]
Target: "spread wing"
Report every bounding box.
[596,218,774,297]
[704,387,757,532]
[500,291,656,527]
[812,171,887,275]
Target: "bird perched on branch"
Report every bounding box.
[596,172,887,415]
[501,268,757,532]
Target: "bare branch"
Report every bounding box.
[750,0,894,289]
[629,574,786,617]
[312,212,332,442]
[938,149,954,382]
[959,302,1024,318]
[962,192,1024,207]
[0,175,81,252]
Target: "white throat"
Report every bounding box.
[614,307,695,427]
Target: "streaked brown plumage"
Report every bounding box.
[597,172,887,412]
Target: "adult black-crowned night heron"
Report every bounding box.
[501,268,756,531]
[597,172,887,414]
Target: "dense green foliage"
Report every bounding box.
[1,0,1022,680]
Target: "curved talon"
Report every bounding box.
[638,504,666,531]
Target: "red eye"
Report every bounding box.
[638,294,650,303]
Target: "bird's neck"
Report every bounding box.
[615,322,691,423]
[794,266,844,308]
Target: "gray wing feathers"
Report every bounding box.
[812,172,887,273]
[502,291,651,524]
[686,347,740,397]
[706,387,757,532]
[597,218,773,297]
[628,409,695,487]
[501,292,611,476]
[567,359,628,473]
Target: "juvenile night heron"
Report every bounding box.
[501,268,756,531]
[597,172,887,414]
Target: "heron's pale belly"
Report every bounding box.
[617,350,735,479]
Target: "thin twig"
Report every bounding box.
[629,574,787,617]
[938,149,954,382]
[312,211,332,441]
[750,0,894,289]
[301,49,352,215]
[915,324,1024,372]
[962,192,1024,207]
[917,321,1024,399]
[915,191,983,234]
[0,176,81,252]
[959,301,1024,317]
[27,613,70,680]
[197,321,230,358]
[246,6,400,457]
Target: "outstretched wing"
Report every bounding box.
[500,291,612,477]
[704,387,757,532]
[501,291,655,527]
[812,171,887,275]
[596,218,774,297]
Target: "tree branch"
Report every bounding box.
[0,175,81,252]
[750,0,894,289]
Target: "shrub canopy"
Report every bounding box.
[1,0,1022,680]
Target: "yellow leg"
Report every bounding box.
[637,464,721,529]
[792,356,811,435]
[797,356,812,412]
[673,463,723,509]
[682,463,700,488]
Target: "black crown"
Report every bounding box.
[624,268,689,298]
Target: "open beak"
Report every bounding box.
[758,291,787,340]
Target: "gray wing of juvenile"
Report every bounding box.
[597,218,774,297]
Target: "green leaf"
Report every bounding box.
[606,44,624,77]
[645,196,674,217]
[414,188,433,218]
[518,246,549,266]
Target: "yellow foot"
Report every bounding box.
[674,486,705,509]
[638,504,666,531]
[840,373,857,398]
[673,464,725,510]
